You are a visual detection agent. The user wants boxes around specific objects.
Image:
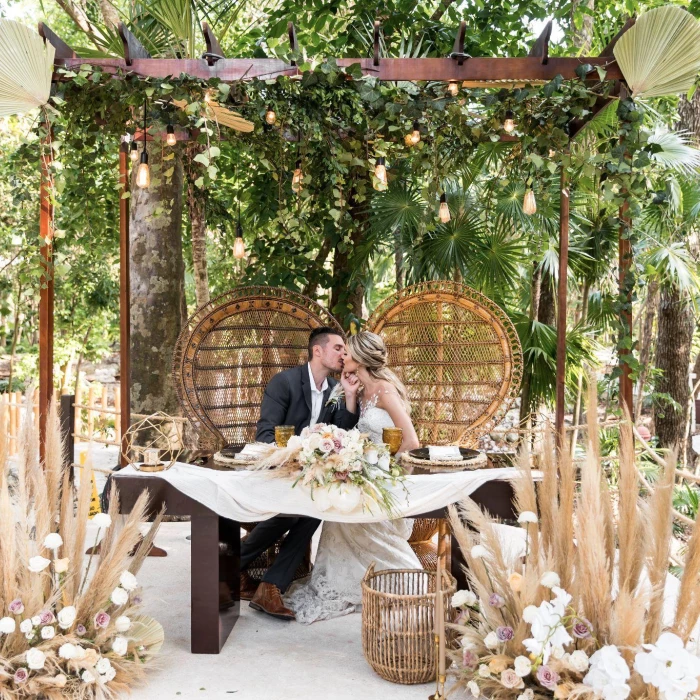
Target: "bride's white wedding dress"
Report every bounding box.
[284,403,421,624]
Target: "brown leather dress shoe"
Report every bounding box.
[240,571,259,601]
[249,582,295,620]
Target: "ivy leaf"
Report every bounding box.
[193,153,210,167]
[194,176,205,188]
[209,146,221,158]
[163,166,175,178]
[207,165,218,180]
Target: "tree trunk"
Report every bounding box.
[570,279,591,456]
[519,262,543,429]
[394,229,404,291]
[571,0,595,54]
[634,280,659,419]
[129,146,186,416]
[185,143,210,309]
[654,285,694,451]
[537,269,556,326]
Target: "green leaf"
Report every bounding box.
[193,153,210,166]
[209,146,221,158]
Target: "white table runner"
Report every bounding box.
[115,463,522,523]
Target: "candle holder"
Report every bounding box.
[382,427,403,455]
[275,425,295,447]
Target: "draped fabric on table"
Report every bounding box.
[115,464,522,523]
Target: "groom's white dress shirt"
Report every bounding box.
[308,363,329,427]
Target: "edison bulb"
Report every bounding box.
[410,120,421,144]
[404,133,414,147]
[129,141,139,162]
[503,110,515,133]
[265,106,276,125]
[233,235,246,259]
[291,161,303,193]
[438,194,450,223]
[166,124,176,146]
[374,157,387,186]
[523,189,537,215]
[447,81,459,97]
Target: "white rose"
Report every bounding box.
[25,632,34,640]
[73,645,87,660]
[57,605,76,629]
[287,435,301,450]
[452,590,478,608]
[522,605,538,623]
[517,691,534,700]
[28,556,51,573]
[19,619,33,634]
[26,648,46,670]
[115,615,131,632]
[517,510,538,524]
[91,513,112,528]
[514,655,532,677]
[43,533,63,550]
[104,666,117,682]
[96,657,112,674]
[540,571,561,588]
[31,615,41,626]
[0,617,16,634]
[119,571,138,591]
[365,449,379,464]
[552,645,565,659]
[59,643,78,660]
[471,545,488,559]
[569,649,590,673]
[478,663,491,678]
[484,631,499,650]
[112,636,128,656]
[467,680,480,697]
[54,557,69,573]
[81,670,96,684]
[378,455,391,471]
[110,587,129,606]
[307,434,321,450]
[41,625,55,640]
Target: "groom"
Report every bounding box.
[241,326,360,620]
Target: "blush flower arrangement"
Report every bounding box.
[253,423,405,516]
[0,399,165,699]
[447,398,700,700]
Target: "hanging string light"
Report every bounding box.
[166,123,176,147]
[438,193,451,223]
[233,203,246,260]
[291,159,303,193]
[409,120,421,145]
[447,81,459,97]
[548,149,556,158]
[523,189,537,215]
[503,110,515,133]
[136,99,150,189]
[265,105,277,125]
[374,157,387,186]
[129,140,139,162]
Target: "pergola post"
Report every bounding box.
[38,123,54,459]
[119,141,131,465]
[555,162,570,449]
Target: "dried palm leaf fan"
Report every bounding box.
[0,19,55,117]
[614,5,700,98]
[172,98,254,133]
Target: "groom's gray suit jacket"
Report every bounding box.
[255,364,359,443]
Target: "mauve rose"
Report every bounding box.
[335,471,349,482]
[76,624,87,636]
[536,665,560,689]
[39,611,54,625]
[94,611,110,629]
[132,596,143,606]
[13,668,28,684]
[497,626,514,642]
[9,599,24,615]
[489,593,505,608]
[333,438,343,451]
[572,618,592,639]
[462,649,478,668]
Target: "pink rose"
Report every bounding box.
[500,669,524,689]
[333,438,343,451]
[9,599,24,615]
[572,618,592,639]
[496,626,514,641]
[39,611,54,625]
[462,649,479,669]
[14,668,29,684]
[94,611,110,629]
[536,665,559,689]
[76,624,87,636]
[489,593,505,608]
[335,471,349,482]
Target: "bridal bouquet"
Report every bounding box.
[256,423,405,516]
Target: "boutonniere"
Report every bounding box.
[325,383,345,409]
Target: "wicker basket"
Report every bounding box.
[362,564,456,684]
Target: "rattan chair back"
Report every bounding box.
[172,286,342,450]
[366,280,522,446]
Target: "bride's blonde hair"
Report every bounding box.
[347,331,411,412]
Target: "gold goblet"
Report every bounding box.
[275,425,295,447]
[382,427,403,456]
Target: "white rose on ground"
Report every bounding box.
[452,590,478,608]
[119,571,138,591]
[478,664,491,678]
[31,615,41,626]
[19,619,33,634]
[514,655,532,677]
[568,649,590,673]
[96,657,112,674]
[484,631,499,650]
[57,605,77,629]
[0,617,16,634]
[518,510,538,524]
[583,645,631,700]
[81,670,96,684]
[43,533,63,550]
[115,615,131,632]
[467,680,480,697]
[40,625,55,640]
[28,556,51,573]
[104,666,117,682]
[110,587,129,606]
[539,571,561,588]
[471,545,488,559]
[91,513,112,528]
[26,648,46,670]
[59,643,78,660]
[112,636,128,656]
[73,645,87,660]
[54,557,69,573]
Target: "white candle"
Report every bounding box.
[143,448,160,465]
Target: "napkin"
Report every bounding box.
[428,445,462,461]
[235,443,273,460]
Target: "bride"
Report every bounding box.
[285,331,422,624]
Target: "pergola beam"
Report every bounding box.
[528,20,552,64]
[38,23,76,59]
[202,22,225,65]
[118,22,151,65]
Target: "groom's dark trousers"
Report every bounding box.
[240,364,358,593]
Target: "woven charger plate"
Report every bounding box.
[212,451,258,469]
[401,449,488,472]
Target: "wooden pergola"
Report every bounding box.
[36,18,636,457]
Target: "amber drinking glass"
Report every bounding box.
[382,427,403,456]
[275,425,295,447]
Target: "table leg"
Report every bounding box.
[190,514,240,654]
[450,529,468,591]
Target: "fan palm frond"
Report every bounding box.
[641,241,699,292]
[647,127,700,175]
[370,185,426,235]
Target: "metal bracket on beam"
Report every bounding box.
[38,23,76,59]
[450,21,470,65]
[373,21,381,67]
[118,22,151,66]
[202,22,225,65]
[288,22,298,67]
[528,19,552,64]
[599,17,635,57]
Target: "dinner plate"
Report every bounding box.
[407,447,480,461]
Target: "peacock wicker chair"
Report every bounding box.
[367,280,523,568]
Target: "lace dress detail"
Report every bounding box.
[285,403,420,624]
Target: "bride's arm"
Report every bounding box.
[379,392,420,453]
